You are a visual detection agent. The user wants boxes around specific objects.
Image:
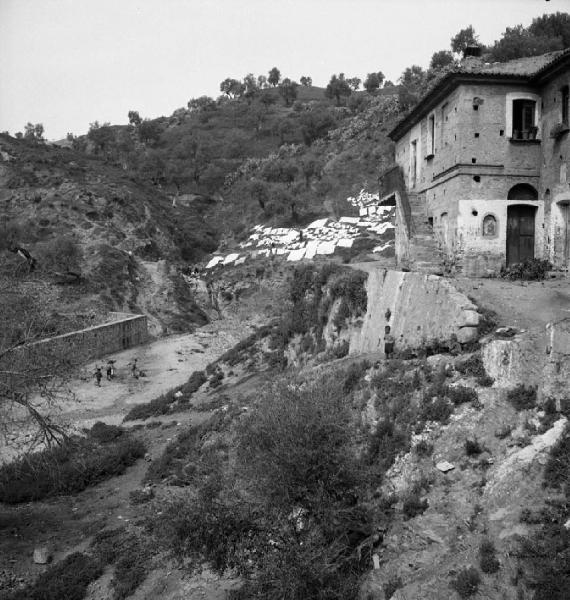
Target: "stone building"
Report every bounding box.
[380,48,570,276]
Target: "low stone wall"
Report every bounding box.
[349,269,480,356]
[31,314,149,360]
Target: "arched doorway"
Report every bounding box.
[506,184,538,266]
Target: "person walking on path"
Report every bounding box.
[94,367,103,387]
[130,358,139,379]
[106,362,114,381]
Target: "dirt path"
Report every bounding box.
[68,317,254,424]
[0,316,255,463]
[453,275,570,332]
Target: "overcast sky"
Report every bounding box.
[0,0,565,140]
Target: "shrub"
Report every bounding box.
[506,385,537,410]
[6,552,102,600]
[145,412,231,485]
[476,375,494,387]
[209,370,225,388]
[517,521,570,600]
[123,370,207,421]
[420,396,453,424]
[91,527,130,564]
[89,421,123,443]
[150,496,262,575]
[468,300,498,337]
[402,493,428,519]
[448,386,478,405]
[124,391,175,421]
[333,298,352,330]
[543,423,569,491]
[342,360,370,393]
[414,439,434,457]
[149,374,380,600]
[215,325,274,366]
[501,258,552,281]
[368,419,408,470]
[451,566,481,598]
[0,436,145,503]
[479,538,500,573]
[238,379,363,511]
[456,355,487,378]
[384,575,403,600]
[90,527,150,600]
[112,543,149,600]
[330,339,350,359]
[516,426,568,599]
[465,438,483,456]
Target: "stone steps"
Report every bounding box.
[405,193,445,274]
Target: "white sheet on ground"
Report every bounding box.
[317,241,336,255]
[223,253,239,265]
[304,240,319,259]
[287,248,306,261]
[368,222,395,234]
[307,218,328,229]
[206,256,224,269]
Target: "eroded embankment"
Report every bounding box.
[349,269,481,355]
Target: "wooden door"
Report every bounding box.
[507,205,535,265]
[562,204,570,266]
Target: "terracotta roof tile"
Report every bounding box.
[458,50,566,76]
[389,49,570,140]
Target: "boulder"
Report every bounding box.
[458,310,480,327]
[457,326,478,344]
[33,546,52,564]
[436,461,455,473]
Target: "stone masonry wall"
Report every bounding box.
[393,82,550,275]
[30,314,149,361]
[349,269,480,356]
[394,83,542,198]
[538,71,570,269]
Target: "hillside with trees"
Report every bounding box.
[48,14,568,251]
[1,12,568,340]
[0,11,569,600]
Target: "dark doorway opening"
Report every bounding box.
[507,183,538,201]
[506,205,536,265]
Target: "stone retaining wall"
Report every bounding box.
[349,269,481,356]
[30,314,149,360]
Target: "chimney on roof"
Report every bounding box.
[463,46,482,59]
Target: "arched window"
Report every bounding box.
[507,183,538,201]
[482,214,497,237]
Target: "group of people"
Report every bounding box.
[93,358,140,387]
